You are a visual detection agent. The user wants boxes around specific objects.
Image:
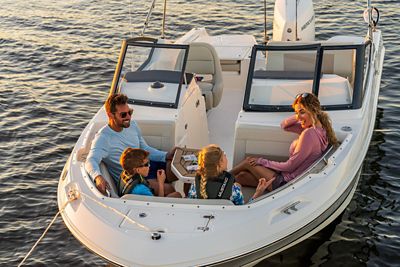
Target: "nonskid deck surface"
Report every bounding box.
[207,88,243,168]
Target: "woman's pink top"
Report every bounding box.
[256,115,328,182]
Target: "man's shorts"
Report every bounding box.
[148,160,167,179]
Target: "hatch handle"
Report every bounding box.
[282,201,301,215]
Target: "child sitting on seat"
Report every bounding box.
[118,148,181,198]
[188,144,272,205]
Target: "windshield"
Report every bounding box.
[111,38,190,108]
[243,42,367,112]
[243,44,322,112]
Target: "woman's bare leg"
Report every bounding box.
[235,171,259,187]
[230,158,251,176]
[248,166,276,181]
[231,158,276,187]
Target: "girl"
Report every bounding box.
[188,144,270,204]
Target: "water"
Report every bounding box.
[1,0,399,266]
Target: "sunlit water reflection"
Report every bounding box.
[1,0,399,266]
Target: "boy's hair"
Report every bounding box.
[120,148,149,174]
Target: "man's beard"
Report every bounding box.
[120,119,131,128]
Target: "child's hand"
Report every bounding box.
[157,169,166,184]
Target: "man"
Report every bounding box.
[85,93,176,196]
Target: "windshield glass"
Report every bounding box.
[115,39,189,108]
[243,43,365,111]
[244,44,321,111]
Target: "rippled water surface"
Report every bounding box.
[1,0,399,266]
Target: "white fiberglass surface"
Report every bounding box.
[196,34,256,60]
[120,82,179,104]
[207,89,243,168]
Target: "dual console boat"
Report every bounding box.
[57,0,385,266]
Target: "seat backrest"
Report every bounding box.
[76,121,106,162]
[100,162,119,198]
[186,42,224,109]
[233,123,292,166]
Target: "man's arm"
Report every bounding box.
[93,175,110,195]
[85,133,110,195]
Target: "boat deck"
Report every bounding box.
[207,88,244,168]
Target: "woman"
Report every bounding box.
[188,144,271,205]
[231,92,338,191]
[118,148,181,198]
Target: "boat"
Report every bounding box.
[57,0,385,266]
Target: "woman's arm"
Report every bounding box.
[257,128,316,172]
[281,115,303,135]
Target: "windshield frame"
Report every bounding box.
[109,37,190,109]
[243,42,368,112]
[243,44,323,112]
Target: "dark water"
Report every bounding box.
[1,0,399,266]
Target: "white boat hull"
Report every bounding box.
[57,19,384,267]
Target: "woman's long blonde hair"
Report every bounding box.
[196,144,224,199]
[293,93,339,147]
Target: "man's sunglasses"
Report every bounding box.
[116,109,133,119]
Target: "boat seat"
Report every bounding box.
[121,194,234,205]
[304,144,335,174]
[184,42,224,110]
[76,121,106,162]
[233,124,292,166]
[244,145,336,203]
[100,161,119,198]
[245,153,288,163]
[76,119,174,162]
